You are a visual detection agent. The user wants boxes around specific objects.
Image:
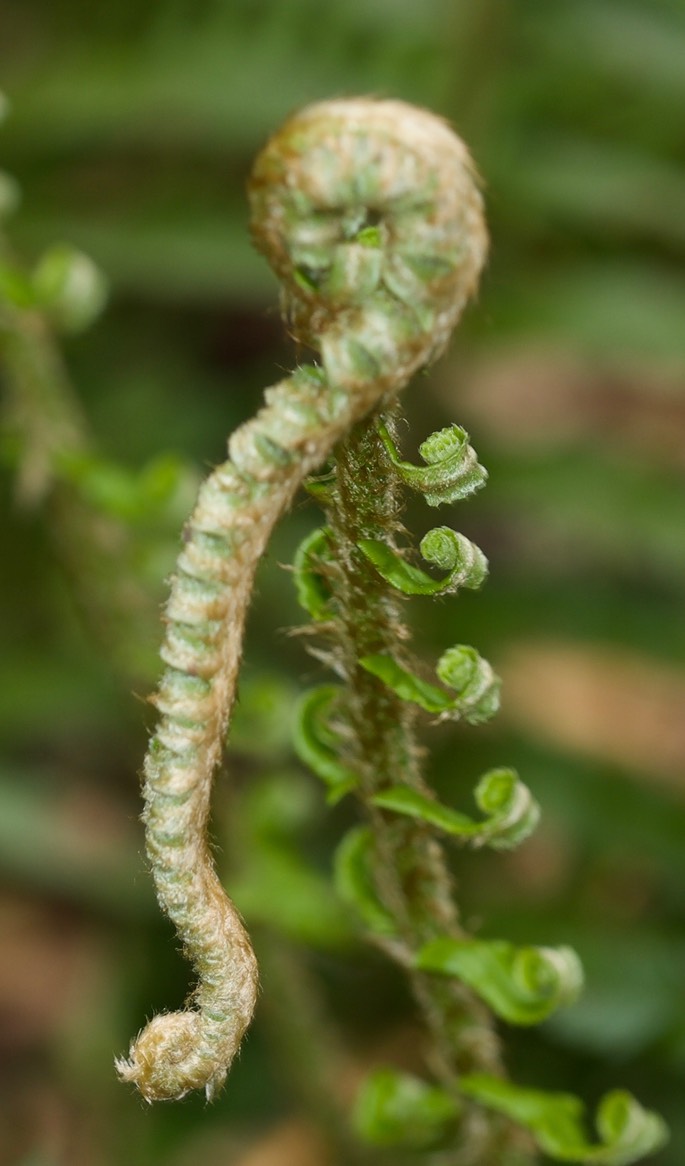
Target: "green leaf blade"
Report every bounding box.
[359,653,455,714]
[358,527,487,596]
[292,525,335,620]
[378,420,488,506]
[333,826,396,936]
[460,1076,669,1165]
[371,786,477,833]
[358,537,448,596]
[370,770,539,851]
[416,937,584,1025]
[354,1068,461,1149]
[292,686,358,803]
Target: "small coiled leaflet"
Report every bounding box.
[116,98,487,1102]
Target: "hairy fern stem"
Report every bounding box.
[117,97,488,1103]
[323,414,529,1164]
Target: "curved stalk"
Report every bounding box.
[117,97,487,1102]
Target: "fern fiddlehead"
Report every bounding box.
[117,98,487,1102]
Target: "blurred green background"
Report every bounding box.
[1,1,684,1163]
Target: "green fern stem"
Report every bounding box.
[330,418,497,1053]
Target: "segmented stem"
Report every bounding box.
[117,98,487,1102]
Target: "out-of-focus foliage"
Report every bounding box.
[1,0,684,1163]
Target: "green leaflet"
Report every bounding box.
[377,420,487,507]
[292,686,358,803]
[292,525,335,620]
[459,1076,669,1165]
[371,767,540,851]
[303,475,335,505]
[354,1068,460,1149]
[416,936,584,1025]
[358,526,488,596]
[474,767,542,849]
[437,645,502,723]
[360,644,501,724]
[360,652,455,713]
[333,826,396,936]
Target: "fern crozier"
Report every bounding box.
[118,96,487,1102]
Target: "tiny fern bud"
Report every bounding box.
[118,98,488,1101]
[436,645,502,724]
[377,420,488,506]
[358,527,487,597]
